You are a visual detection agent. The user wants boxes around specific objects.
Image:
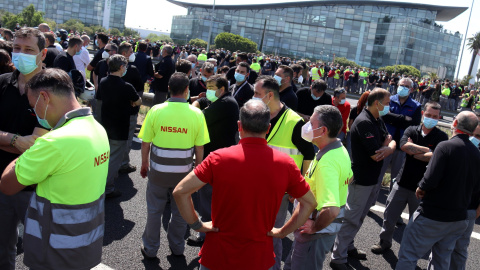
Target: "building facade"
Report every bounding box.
[169,0,467,79]
[0,0,127,30]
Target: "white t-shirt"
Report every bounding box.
[54,43,63,52]
[73,46,90,80]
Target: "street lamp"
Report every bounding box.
[186,34,189,45]
[259,16,270,52]
[206,0,216,51]
[394,23,407,74]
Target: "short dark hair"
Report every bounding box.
[311,79,327,93]
[240,100,270,134]
[97,32,109,44]
[237,52,248,61]
[3,29,13,40]
[206,74,228,92]
[118,42,132,55]
[314,105,343,138]
[108,55,128,72]
[219,66,229,74]
[43,32,55,45]
[256,75,280,99]
[14,28,45,51]
[278,65,293,79]
[367,88,390,106]
[26,68,74,97]
[176,59,192,74]
[169,72,190,96]
[333,88,346,98]
[138,41,147,52]
[109,43,118,53]
[67,36,83,48]
[0,49,14,74]
[424,101,441,113]
[237,62,250,73]
[291,64,303,74]
[0,40,13,57]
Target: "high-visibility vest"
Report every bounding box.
[359,71,368,84]
[198,53,207,62]
[441,88,451,96]
[319,68,325,77]
[311,67,320,81]
[267,108,304,169]
[461,93,470,108]
[334,70,340,79]
[250,63,261,73]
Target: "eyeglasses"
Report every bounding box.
[104,49,111,52]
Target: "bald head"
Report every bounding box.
[38,23,50,33]
[240,100,270,134]
[81,35,90,47]
[455,111,479,134]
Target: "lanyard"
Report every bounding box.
[233,80,248,97]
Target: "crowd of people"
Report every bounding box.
[0,24,479,270]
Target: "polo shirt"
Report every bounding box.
[89,47,104,83]
[194,137,310,270]
[16,108,109,204]
[97,75,140,140]
[418,134,480,222]
[53,52,76,74]
[396,125,448,191]
[230,80,254,108]
[151,55,175,92]
[189,77,207,99]
[43,45,60,68]
[307,144,352,210]
[93,59,109,86]
[0,70,43,174]
[332,98,351,134]
[296,88,332,117]
[279,86,298,111]
[203,92,239,158]
[350,108,389,186]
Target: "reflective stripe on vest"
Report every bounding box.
[461,93,470,107]
[311,68,320,80]
[150,144,194,174]
[267,108,304,169]
[334,70,340,79]
[23,193,104,269]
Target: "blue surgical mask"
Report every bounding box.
[377,102,390,117]
[311,93,320,100]
[75,51,81,56]
[12,52,41,75]
[33,94,52,130]
[423,117,438,129]
[234,72,246,82]
[122,66,127,77]
[274,75,282,85]
[95,40,98,46]
[191,63,196,69]
[470,136,480,148]
[340,99,346,105]
[57,37,61,42]
[397,86,410,97]
[206,89,218,102]
[214,66,218,73]
[201,75,207,82]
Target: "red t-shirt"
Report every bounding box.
[332,98,351,134]
[343,70,353,81]
[194,137,310,270]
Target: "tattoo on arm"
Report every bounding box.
[406,145,423,154]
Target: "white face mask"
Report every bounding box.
[301,122,323,142]
[102,51,109,59]
[129,53,136,62]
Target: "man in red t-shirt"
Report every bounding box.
[173,100,317,270]
[343,67,353,92]
[332,89,351,143]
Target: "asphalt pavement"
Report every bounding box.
[13,126,480,269]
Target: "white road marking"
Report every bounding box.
[370,205,480,240]
[92,263,115,270]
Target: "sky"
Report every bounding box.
[125,0,480,78]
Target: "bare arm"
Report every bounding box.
[372,139,396,162]
[302,160,312,176]
[194,145,204,167]
[413,151,433,162]
[268,190,317,238]
[140,142,151,178]
[0,158,26,195]
[401,141,430,156]
[173,171,218,233]
[87,64,94,71]
[132,97,142,107]
[298,206,340,234]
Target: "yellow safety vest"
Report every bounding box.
[198,53,207,61]
[250,63,261,73]
[267,108,304,169]
[334,70,340,79]
[319,68,325,77]
[461,93,470,108]
[311,67,320,81]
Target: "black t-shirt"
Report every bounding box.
[352,72,359,83]
[53,52,76,73]
[89,47,104,83]
[122,64,144,115]
[97,75,140,140]
[152,55,175,92]
[94,59,109,86]
[279,86,298,111]
[396,125,448,191]
[296,88,332,116]
[196,97,211,110]
[189,77,207,98]
[349,106,360,124]
[226,66,258,85]
[350,108,389,186]
[368,74,379,84]
[44,45,60,68]
[0,71,43,173]
[203,93,239,158]
[267,105,315,165]
[230,81,253,108]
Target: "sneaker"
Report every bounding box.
[186,235,204,247]
[329,262,348,270]
[106,190,122,199]
[141,246,157,260]
[347,248,367,260]
[169,246,185,258]
[118,164,137,174]
[371,240,392,254]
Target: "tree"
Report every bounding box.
[59,19,85,33]
[427,72,438,81]
[189,38,208,48]
[467,32,480,78]
[460,75,473,86]
[1,4,45,30]
[214,32,257,53]
[146,34,173,43]
[90,25,107,34]
[123,27,140,38]
[44,18,57,31]
[378,65,421,77]
[109,28,121,36]
[333,57,360,68]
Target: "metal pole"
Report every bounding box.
[456,0,475,80]
[206,0,216,52]
[259,18,268,52]
[394,21,407,74]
